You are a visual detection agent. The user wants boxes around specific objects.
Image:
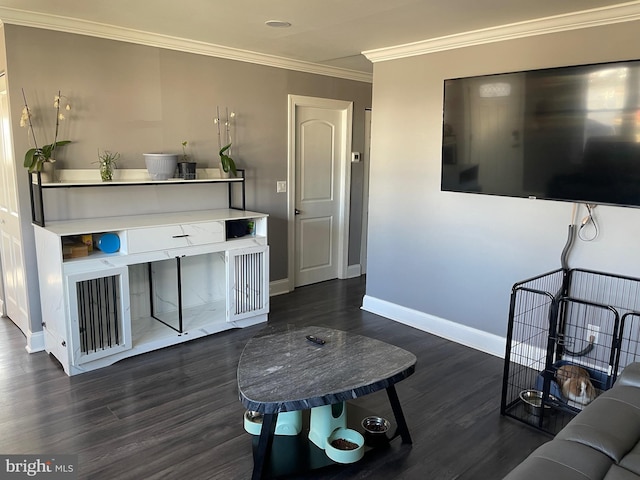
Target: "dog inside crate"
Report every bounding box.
[535,308,611,411]
[536,360,603,410]
[503,268,640,434]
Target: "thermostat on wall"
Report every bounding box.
[351,152,361,163]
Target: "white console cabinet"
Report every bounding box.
[33,209,269,375]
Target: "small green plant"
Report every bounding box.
[95,150,119,181]
[181,140,189,162]
[219,143,237,176]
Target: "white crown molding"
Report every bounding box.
[363,1,640,63]
[0,6,373,84]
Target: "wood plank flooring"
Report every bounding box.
[0,276,548,479]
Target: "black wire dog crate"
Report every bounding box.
[501,268,640,434]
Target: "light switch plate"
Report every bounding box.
[276,181,287,193]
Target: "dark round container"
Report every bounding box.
[361,416,390,447]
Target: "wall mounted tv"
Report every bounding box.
[441,60,640,208]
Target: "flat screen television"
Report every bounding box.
[441,60,640,207]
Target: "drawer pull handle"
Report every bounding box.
[172,234,190,238]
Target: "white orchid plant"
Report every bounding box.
[213,106,237,176]
[21,89,71,173]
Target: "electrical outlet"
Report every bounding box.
[586,324,600,344]
[276,181,287,193]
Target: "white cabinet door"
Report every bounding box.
[67,266,132,365]
[227,245,269,322]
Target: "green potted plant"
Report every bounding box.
[219,143,237,178]
[21,89,72,180]
[214,107,237,178]
[95,150,119,182]
[24,141,71,174]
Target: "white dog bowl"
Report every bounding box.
[144,153,178,180]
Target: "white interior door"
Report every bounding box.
[0,75,29,335]
[289,96,353,289]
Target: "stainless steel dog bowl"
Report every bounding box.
[361,416,390,434]
[244,410,263,423]
[519,389,558,416]
[361,416,391,447]
[243,410,263,435]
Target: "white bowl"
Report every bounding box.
[144,153,178,180]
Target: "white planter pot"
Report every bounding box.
[144,153,178,181]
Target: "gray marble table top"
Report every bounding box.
[237,325,417,414]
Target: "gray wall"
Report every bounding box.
[0,24,44,335]
[366,20,640,341]
[4,25,372,289]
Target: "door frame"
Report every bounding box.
[360,108,371,274]
[287,95,353,292]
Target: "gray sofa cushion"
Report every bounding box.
[616,364,640,389]
[619,442,640,476]
[503,440,613,480]
[604,465,640,480]
[556,390,640,462]
[503,363,640,480]
[599,385,640,410]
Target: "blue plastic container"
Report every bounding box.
[535,360,609,408]
[96,233,120,253]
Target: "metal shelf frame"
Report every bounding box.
[28,169,246,227]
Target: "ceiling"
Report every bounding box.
[0,0,637,79]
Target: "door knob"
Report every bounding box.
[295,209,302,215]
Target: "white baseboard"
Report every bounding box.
[361,295,506,358]
[269,279,291,297]
[26,330,45,353]
[346,264,362,279]
[270,269,363,297]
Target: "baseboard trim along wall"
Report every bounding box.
[26,330,45,353]
[269,268,362,297]
[346,264,361,279]
[361,294,507,358]
[269,279,291,297]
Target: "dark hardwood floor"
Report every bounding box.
[0,276,548,479]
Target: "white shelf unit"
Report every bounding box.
[29,168,247,227]
[34,209,269,375]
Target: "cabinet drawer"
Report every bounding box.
[127,221,225,253]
